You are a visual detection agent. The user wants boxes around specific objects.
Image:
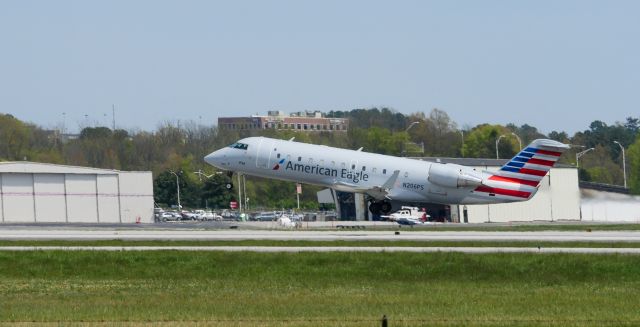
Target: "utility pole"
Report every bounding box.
[112,104,116,130]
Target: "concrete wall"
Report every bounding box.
[0,165,153,224]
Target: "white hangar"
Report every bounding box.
[0,162,154,224]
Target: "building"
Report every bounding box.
[580,182,640,222]
[218,111,349,132]
[0,162,154,224]
[320,158,582,223]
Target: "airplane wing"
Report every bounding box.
[332,170,400,201]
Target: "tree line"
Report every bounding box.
[0,109,638,211]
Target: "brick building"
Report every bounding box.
[218,111,349,132]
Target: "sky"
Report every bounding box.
[0,0,638,134]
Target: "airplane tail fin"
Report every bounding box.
[477,139,570,200]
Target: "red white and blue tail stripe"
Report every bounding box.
[474,139,570,201]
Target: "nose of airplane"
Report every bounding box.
[204,150,221,167]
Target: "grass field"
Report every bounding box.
[1,251,640,326]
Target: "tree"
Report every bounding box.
[201,174,234,209]
[462,124,517,159]
[627,135,640,194]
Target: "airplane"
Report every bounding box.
[204,136,569,215]
[383,206,430,226]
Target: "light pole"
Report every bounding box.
[193,169,218,182]
[459,130,464,157]
[405,121,421,133]
[496,135,506,159]
[243,174,248,211]
[169,170,181,210]
[238,173,243,213]
[511,132,522,151]
[613,141,627,188]
[576,148,594,168]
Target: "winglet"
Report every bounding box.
[382,170,400,190]
[289,137,295,141]
[356,147,363,152]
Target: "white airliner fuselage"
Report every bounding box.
[205,136,569,214]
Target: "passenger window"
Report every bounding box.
[362,166,366,171]
[341,163,346,168]
[277,153,281,159]
[331,161,336,166]
[298,157,302,162]
[404,172,409,178]
[383,169,387,175]
[351,164,355,170]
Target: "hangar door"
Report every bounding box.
[34,174,67,222]
[2,173,35,222]
[66,174,98,223]
[97,175,120,223]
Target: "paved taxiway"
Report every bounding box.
[1,246,639,254]
[2,228,640,242]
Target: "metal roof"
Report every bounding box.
[0,162,148,175]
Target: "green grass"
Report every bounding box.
[1,251,640,326]
[2,239,640,248]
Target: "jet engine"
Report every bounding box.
[427,163,483,188]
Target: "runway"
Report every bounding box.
[2,228,640,242]
[1,246,640,254]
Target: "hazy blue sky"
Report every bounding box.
[1,1,638,134]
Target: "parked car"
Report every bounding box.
[192,210,206,221]
[254,212,277,221]
[221,210,238,221]
[203,211,222,221]
[160,212,178,222]
[182,211,200,220]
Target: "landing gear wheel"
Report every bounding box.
[369,202,381,215]
[380,202,393,215]
[225,183,233,190]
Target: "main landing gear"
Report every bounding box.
[369,201,392,215]
[225,171,234,190]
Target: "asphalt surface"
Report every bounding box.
[1,228,640,242]
[1,246,639,254]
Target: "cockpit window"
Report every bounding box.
[228,142,249,150]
